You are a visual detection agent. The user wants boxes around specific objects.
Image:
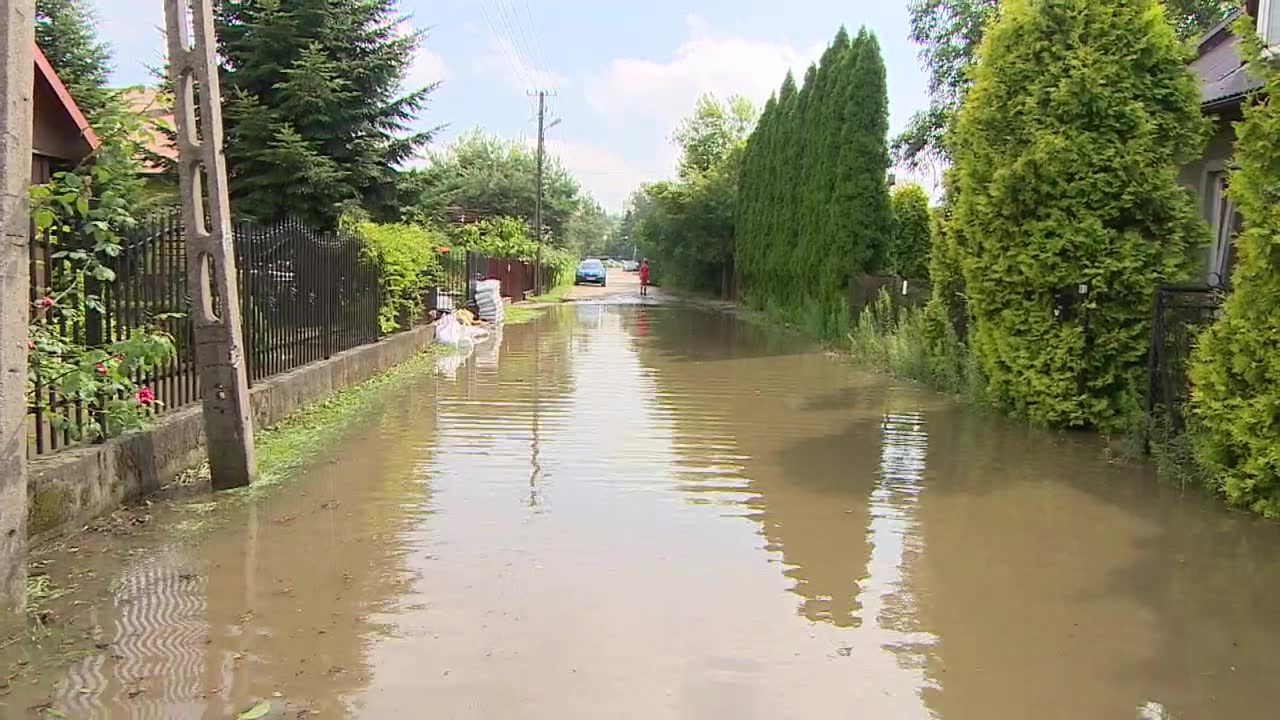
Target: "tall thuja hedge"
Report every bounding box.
[737,27,891,337]
[950,0,1206,431]
[1187,21,1280,516]
[889,184,932,280]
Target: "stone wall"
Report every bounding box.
[27,324,436,542]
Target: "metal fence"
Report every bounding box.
[28,211,381,456]
[1144,284,1224,438]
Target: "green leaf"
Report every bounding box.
[91,266,117,282]
[33,208,56,230]
[75,195,90,216]
[237,701,271,720]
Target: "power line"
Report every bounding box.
[521,0,549,78]
[478,0,533,96]
[498,0,540,84]
[495,0,533,72]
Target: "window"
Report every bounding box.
[1262,0,1280,54]
[1205,171,1239,287]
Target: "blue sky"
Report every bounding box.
[98,0,933,211]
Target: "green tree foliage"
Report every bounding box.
[403,131,582,246]
[454,216,577,285]
[349,220,443,333]
[889,184,932,280]
[950,0,1207,431]
[215,0,436,229]
[737,27,891,337]
[1187,20,1280,516]
[34,0,113,121]
[897,0,1235,167]
[631,94,754,295]
[564,198,618,257]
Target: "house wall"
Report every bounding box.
[1179,113,1240,284]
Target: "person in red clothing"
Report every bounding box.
[638,258,651,297]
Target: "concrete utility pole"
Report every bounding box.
[164,0,257,490]
[0,0,34,616]
[533,91,546,293]
[529,90,559,293]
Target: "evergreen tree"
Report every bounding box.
[889,184,932,280]
[735,27,891,336]
[950,0,1206,431]
[1187,17,1280,516]
[215,0,437,229]
[836,31,891,277]
[34,0,113,120]
[897,0,1234,168]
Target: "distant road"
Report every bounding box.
[564,268,640,302]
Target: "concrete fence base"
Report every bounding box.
[28,324,437,543]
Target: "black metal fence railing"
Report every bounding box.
[28,210,381,457]
[1145,284,1224,439]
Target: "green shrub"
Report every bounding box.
[1186,19,1280,516]
[889,184,932,280]
[950,0,1207,432]
[352,221,442,334]
[850,288,985,398]
[454,216,577,288]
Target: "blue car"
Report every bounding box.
[575,259,607,286]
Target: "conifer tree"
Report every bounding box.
[950,0,1206,430]
[837,31,892,277]
[215,0,437,229]
[889,184,932,280]
[34,0,113,120]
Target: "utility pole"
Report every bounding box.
[164,0,257,490]
[0,0,34,615]
[533,91,546,293]
[529,91,559,293]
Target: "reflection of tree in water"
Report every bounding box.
[634,307,938,714]
[912,405,1280,719]
[634,307,917,627]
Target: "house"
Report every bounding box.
[1179,0,1275,287]
[31,44,99,183]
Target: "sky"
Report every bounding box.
[97,0,935,212]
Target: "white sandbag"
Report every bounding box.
[435,313,463,345]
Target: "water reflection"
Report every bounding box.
[8,305,1280,719]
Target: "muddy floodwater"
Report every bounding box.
[5,303,1280,719]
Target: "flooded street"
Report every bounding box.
[6,302,1280,719]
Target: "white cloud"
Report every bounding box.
[584,18,822,177]
[544,139,645,213]
[398,20,448,90]
[471,18,567,92]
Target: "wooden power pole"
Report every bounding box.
[0,0,34,615]
[164,0,257,490]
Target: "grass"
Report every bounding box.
[846,289,987,401]
[502,305,543,326]
[502,282,575,326]
[528,283,573,304]
[175,344,454,504]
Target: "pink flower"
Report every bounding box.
[95,362,109,376]
[135,386,156,407]
[40,296,55,310]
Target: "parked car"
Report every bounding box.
[622,260,639,272]
[575,258,607,286]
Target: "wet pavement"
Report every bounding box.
[5,303,1280,719]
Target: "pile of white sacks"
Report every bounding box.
[475,279,504,325]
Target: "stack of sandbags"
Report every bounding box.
[475,279,504,324]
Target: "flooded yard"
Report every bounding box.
[5,303,1280,719]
